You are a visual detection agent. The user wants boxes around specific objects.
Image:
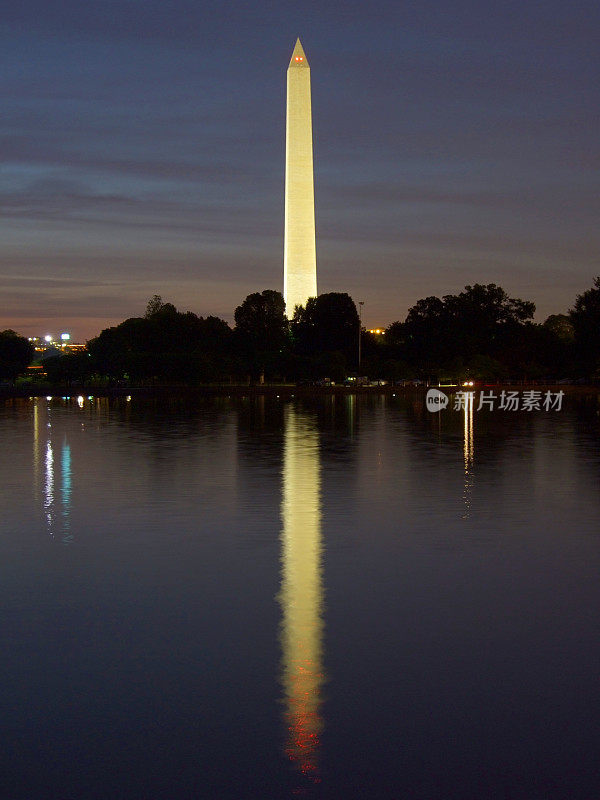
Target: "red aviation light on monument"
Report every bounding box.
[288,38,309,69]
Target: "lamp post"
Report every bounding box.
[358,301,364,372]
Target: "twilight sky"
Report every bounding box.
[2,0,598,340]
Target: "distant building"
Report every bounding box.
[28,335,86,356]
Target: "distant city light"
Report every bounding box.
[61,333,70,341]
[44,334,52,343]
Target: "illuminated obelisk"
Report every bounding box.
[284,38,317,318]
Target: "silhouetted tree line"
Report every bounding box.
[4,278,600,385]
[372,284,572,382]
[0,330,35,381]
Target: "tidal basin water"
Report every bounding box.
[1,393,599,799]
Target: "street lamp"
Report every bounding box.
[358,301,364,371]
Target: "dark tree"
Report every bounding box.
[88,301,232,384]
[87,318,149,381]
[544,314,575,343]
[447,284,534,325]
[233,290,288,378]
[291,293,359,368]
[0,330,34,381]
[145,295,165,318]
[397,284,536,380]
[43,351,94,385]
[401,296,451,375]
[443,283,535,361]
[385,321,405,349]
[570,277,600,376]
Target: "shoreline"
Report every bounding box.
[1,383,597,400]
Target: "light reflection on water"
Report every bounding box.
[61,438,72,544]
[44,436,53,532]
[280,405,324,781]
[33,399,74,543]
[0,393,599,799]
[463,391,474,519]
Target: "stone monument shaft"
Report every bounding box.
[284,39,317,318]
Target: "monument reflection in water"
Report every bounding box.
[279,405,325,780]
[463,391,474,519]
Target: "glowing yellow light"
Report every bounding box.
[463,393,474,519]
[280,407,324,779]
[285,40,316,316]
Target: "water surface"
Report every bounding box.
[1,394,599,799]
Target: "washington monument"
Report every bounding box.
[284,39,317,318]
